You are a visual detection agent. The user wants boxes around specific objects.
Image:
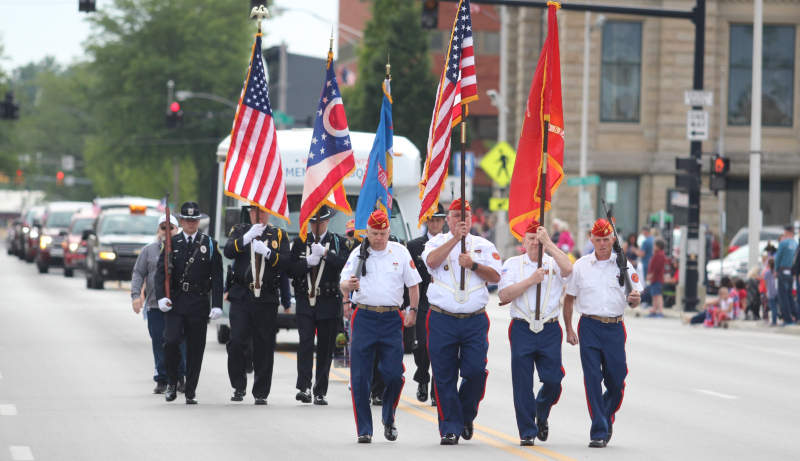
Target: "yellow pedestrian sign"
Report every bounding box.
[480,141,516,187]
[489,198,509,211]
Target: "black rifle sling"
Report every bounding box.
[180,234,206,284]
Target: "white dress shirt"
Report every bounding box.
[499,253,571,320]
[566,252,643,317]
[340,241,421,307]
[422,233,502,314]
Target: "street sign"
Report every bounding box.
[489,198,509,211]
[579,190,592,211]
[64,175,76,187]
[683,90,714,107]
[605,181,618,204]
[686,110,709,141]
[61,155,75,172]
[453,151,475,179]
[273,110,295,126]
[479,141,516,187]
[567,175,600,187]
[578,209,595,232]
[444,176,473,202]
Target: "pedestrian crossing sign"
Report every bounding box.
[480,142,516,187]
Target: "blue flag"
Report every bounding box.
[354,78,393,238]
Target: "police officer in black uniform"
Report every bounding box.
[223,205,291,405]
[406,203,447,406]
[156,201,224,404]
[290,206,351,405]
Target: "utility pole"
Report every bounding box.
[748,0,763,270]
[493,5,510,259]
[277,41,289,129]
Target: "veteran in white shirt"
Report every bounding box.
[498,220,573,446]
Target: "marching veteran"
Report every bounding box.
[422,199,502,445]
[498,220,572,446]
[340,210,421,444]
[564,218,642,448]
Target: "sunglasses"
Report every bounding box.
[159,225,176,231]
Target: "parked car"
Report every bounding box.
[728,226,782,254]
[93,196,162,212]
[34,202,92,273]
[19,206,46,263]
[83,205,160,289]
[5,218,22,256]
[62,209,99,277]
[706,241,768,293]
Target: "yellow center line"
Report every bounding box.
[277,351,577,461]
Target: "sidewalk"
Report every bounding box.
[626,306,800,336]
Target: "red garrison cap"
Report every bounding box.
[448,198,471,212]
[367,210,389,230]
[346,219,355,232]
[591,218,613,237]
[525,220,541,234]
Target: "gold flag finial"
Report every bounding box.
[250,5,270,34]
[386,54,391,80]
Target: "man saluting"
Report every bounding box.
[564,218,642,448]
[155,201,223,404]
[340,210,421,444]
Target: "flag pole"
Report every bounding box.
[460,117,467,291]
[535,116,550,321]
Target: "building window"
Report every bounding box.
[596,177,639,239]
[728,25,795,127]
[600,22,642,123]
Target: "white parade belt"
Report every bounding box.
[250,242,266,298]
[306,241,330,307]
[512,255,558,333]
[431,235,484,304]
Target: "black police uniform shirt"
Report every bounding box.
[289,231,352,320]
[406,233,435,311]
[155,231,223,317]
[224,223,292,305]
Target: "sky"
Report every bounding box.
[0,0,339,74]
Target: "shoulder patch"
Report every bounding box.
[492,252,501,260]
[410,259,416,269]
[631,273,639,283]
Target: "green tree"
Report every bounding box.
[82,0,253,208]
[342,0,436,155]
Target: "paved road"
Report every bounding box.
[1,251,797,461]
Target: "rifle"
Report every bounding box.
[254,207,262,292]
[601,198,634,302]
[164,188,173,299]
[353,236,370,292]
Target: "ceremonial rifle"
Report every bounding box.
[353,236,370,292]
[163,188,173,299]
[601,198,634,302]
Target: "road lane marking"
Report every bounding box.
[9,446,34,460]
[695,389,739,399]
[0,404,18,415]
[277,351,577,461]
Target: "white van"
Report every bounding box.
[210,129,422,344]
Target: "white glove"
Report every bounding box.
[243,223,266,245]
[252,239,271,257]
[310,243,326,258]
[158,298,172,312]
[209,307,223,320]
[306,254,321,267]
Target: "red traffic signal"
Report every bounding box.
[170,102,181,113]
[56,171,65,186]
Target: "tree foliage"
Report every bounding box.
[342,0,437,156]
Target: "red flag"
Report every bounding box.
[508,2,565,240]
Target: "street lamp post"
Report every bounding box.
[748,0,763,270]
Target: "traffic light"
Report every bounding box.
[675,157,702,190]
[56,171,65,186]
[78,0,96,12]
[1,92,20,120]
[421,0,439,30]
[14,169,24,184]
[165,101,183,128]
[710,155,730,191]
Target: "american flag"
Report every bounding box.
[298,49,356,241]
[418,0,478,226]
[223,34,289,222]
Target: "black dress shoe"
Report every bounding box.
[254,397,267,405]
[296,389,312,403]
[536,418,549,442]
[520,436,535,446]
[231,389,246,402]
[430,393,436,407]
[314,395,328,405]
[440,434,459,445]
[357,434,372,444]
[417,382,428,402]
[589,439,607,448]
[384,423,398,441]
[462,422,474,440]
[185,397,198,405]
[177,377,185,394]
[371,395,383,406]
[153,381,167,394]
[165,384,178,402]
[606,424,613,444]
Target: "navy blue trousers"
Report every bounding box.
[578,316,627,440]
[427,309,489,437]
[349,308,405,437]
[146,308,185,382]
[509,319,564,439]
